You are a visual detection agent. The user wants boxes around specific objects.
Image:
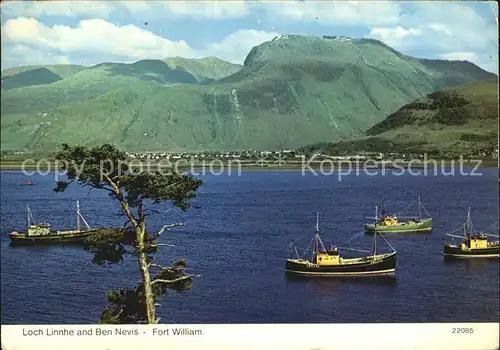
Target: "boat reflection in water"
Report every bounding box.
[443,255,498,275]
[285,272,397,288]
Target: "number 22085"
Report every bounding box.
[452,328,474,334]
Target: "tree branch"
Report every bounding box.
[151,275,199,285]
[116,309,123,317]
[149,243,175,248]
[104,174,138,230]
[121,220,132,230]
[149,262,194,272]
[151,222,185,240]
[164,180,184,190]
[81,182,114,193]
[148,263,172,270]
[138,196,144,223]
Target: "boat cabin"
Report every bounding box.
[27,223,52,236]
[379,215,398,227]
[314,246,341,266]
[463,234,489,249]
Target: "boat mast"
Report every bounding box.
[311,213,320,262]
[418,195,422,220]
[27,204,30,229]
[371,206,377,255]
[372,229,377,256]
[315,213,320,254]
[76,201,81,231]
[466,207,471,239]
[75,201,91,231]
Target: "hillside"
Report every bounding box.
[300,79,499,157]
[0,64,86,90]
[1,35,497,152]
[0,57,240,93]
[163,56,242,83]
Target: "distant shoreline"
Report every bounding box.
[1,159,497,172]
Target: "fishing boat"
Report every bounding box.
[443,208,499,258]
[364,196,432,234]
[9,201,98,246]
[285,213,397,277]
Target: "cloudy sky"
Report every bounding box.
[1,0,498,73]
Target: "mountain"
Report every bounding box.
[1,35,497,152]
[0,57,241,94]
[163,56,242,83]
[0,64,86,90]
[299,79,499,157]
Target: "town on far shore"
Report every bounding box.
[125,148,499,162]
[2,147,499,164]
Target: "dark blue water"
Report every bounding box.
[1,168,499,324]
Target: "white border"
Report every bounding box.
[1,323,499,350]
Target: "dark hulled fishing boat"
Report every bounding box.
[443,208,499,258]
[286,214,397,277]
[364,196,432,234]
[9,201,97,246]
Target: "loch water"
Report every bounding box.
[1,168,499,324]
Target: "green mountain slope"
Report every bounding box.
[0,57,240,92]
[300,79,498,157]
[1,64,86,78]
[0,59,224,116]
[1,64,86,90]
[1,35,497,152]
[163,56,242,83]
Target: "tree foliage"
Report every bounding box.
[53,143,203,324]
[431,107,470,125]
[427,90,469,109]
[365,108,415,136]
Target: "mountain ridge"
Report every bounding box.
[1,34,497,152]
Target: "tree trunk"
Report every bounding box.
[105,176,156,323]
[137,224,156,324]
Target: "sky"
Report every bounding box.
[1,0,498,73]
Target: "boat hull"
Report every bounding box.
[364,218,432,234]
[9,230,97,246]
[285,252,396,277]
[443,244,500,258]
